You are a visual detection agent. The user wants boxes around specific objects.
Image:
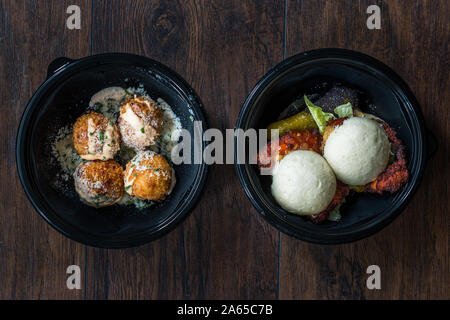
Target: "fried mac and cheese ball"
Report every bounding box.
[124,151,175,201]
[118,96,163,150]
[74,160,124,207]
[73,111,120,161]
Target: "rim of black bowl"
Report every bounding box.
[235,48,428,244]
[16,53,209,248]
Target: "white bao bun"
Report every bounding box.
[271,150,337,215]
[323,117,390,186]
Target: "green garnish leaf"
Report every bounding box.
[334,102,354,118]
[153,168,161,172]
[125,185,132,190]
[328,204,342,222]
[140,128,145,133]
[137,202,153,210]
[99,131,104,141]
[107,105,115,113]
[328,198,346,222]
[92,194,104,201]
[304,95,335,134]
[89,132,94,136]
[93,102,103,111]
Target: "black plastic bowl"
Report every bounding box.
[235,48,436,244]
[17,53,208,248]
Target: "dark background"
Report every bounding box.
[0,0,448,299]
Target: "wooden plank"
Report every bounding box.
[86,0,283,299]
[0,0,91,299]
[281,0,449,299]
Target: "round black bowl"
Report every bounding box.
[235,48,436,244]
[17,53,208,248]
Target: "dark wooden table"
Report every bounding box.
[0,0,448,299]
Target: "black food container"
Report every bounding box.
[16,53,208,248]
[235,49,436,244]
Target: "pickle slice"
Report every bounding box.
[267,111,317,137]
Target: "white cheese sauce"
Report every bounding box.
[51,85,183,210]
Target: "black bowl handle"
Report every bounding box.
[46,57,74,79]
[426,129,437,159]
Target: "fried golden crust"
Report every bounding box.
[257,129,322,169]
[73,112,103,156]
[73,111,120,160]
[74,160,124,207]
[125,97,163,127]
[125,153,173,201]
[118,96,163,149]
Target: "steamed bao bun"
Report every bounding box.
[124,150,176,201]
[271,150,337,215]
[323,117,390,186]
[118,96,163,150]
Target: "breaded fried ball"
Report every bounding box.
[73,111,120,161]
[74,160,124,207]
[118,96,163,150]
[124,151,175,201]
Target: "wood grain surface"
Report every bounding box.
[281,0,449,300]
[0,0,448,300]
[87,0,282,299]
[0,0,92,299]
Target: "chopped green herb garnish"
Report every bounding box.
[153,168,161,172]
[99,131,104,141]
[189,116,194,121]
[140,128,145,133]
[93,102,103,111]
[89,132,94,136]
[137,202,153,210]
[125,185,132,190]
